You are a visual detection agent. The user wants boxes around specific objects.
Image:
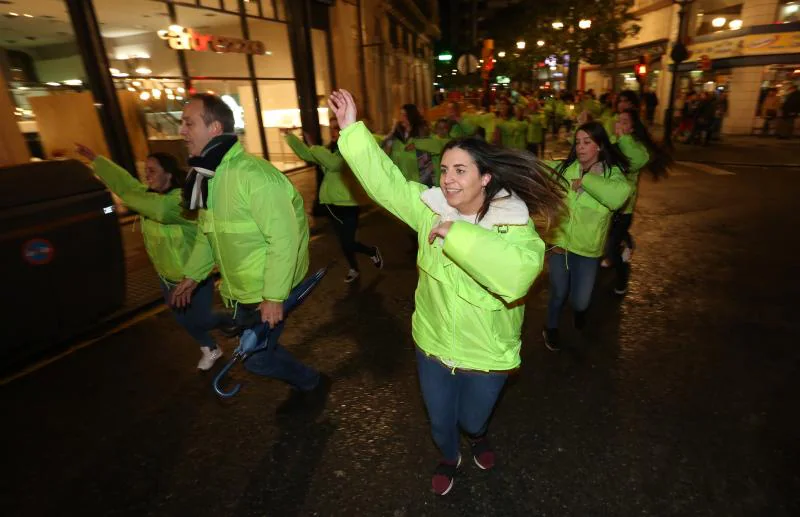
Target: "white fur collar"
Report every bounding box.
[420,187,529,230]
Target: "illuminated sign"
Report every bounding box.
[158,25,266,55]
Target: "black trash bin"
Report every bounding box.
[0,159,125,367]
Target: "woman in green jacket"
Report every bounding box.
[75,145,224,370]
[329,89,565,496]
[492,98,528,150]
[541,122,632,352]
[382,103,431,185]
[608,108,670,295]
[284,119,383,283]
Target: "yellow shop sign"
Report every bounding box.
[687,31,800,61]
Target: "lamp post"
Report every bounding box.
[664,0,695,148]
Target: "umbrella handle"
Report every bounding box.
[212,354,243,398]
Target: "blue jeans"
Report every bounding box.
[546,252,600,329]
[160,277,222,349]
[236,307,320,392]
[416,348,508,462]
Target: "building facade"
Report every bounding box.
[0,0,439,174]
[578,0,800,135]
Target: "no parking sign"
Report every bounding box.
[23,238,55,265]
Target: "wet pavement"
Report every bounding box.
[2,162,799,516]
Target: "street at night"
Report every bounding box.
[4,156,799,516]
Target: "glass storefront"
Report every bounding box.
[1,0,331,173]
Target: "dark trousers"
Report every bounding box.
[326,204,374,270]
[546,252,600,329]
[159,277,222,349]
[416,348,508,462]
[609,213,634,290]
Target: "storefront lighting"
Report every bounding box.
[45,82,60,87]
[550,65,557,71]
[23,13,33,18]
[167,94,175,100]
[516,41,526,50]
[498,51,506,58]
[729,19,742,30]
[537,40,545,47]
[177,87,185,93]
[135,67,152,75]
[139,91,151,101]
[168,24,184,34]
[712,17,726,28]
[152,89,162,99]
[63,79,83,86]
[578,19,592,29]
[132,81,142,86]
[8,12,19,17]
[176,96,183,100]
[265,51,273,55]
[436,74,442,78]
[17,86,29,90]
[552,21,564,30]
[127,87,136,92]
[109,68,121,75]
[165,88,173,95]
[786,4,798,14]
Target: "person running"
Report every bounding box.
[75,145,225,371]
[408,118,452,186]
[609,108,671,295]
[526,101,546,156]
[542,122,632,352]
[329,89,565,496]
[382,103,431,185]
[284,120,383,284]
[170,94,329,413]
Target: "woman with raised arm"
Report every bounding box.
[540,122,632,352]
[329,89,565,496]
[75,145,224,370]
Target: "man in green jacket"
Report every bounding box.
[171,94,329,411]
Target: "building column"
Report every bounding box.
[741,0,781,26]
[724,66,764,135]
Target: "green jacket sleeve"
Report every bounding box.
[250,177,301,303]
[616,134,650,172]
[93,156,187,225]
[581,168,632,211]
[339,122,429,232]
[412,136,447,155]
[443,220,544,303]
[285,133,344,172]
[183,214,215,282]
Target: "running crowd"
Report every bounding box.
[75,84,671,497]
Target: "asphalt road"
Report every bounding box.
[3,162,798,517]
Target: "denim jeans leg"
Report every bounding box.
[160,278,217,349]
[457,370,507,438]
[546,252,570,329]
[416,348,460,462]
[568,253,600,312]
[243,321,320,391]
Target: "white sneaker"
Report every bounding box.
[197,346,223,371]
[344,269,360,283]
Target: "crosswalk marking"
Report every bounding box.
[675,161,736,176]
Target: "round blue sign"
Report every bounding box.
[23,238,55,265]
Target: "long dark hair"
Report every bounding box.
[148,152,184,191]
[441,138,566,230]
[558,121,630,176]
[392,103,428,141]
[620,108,671,179]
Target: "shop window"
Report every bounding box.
[695,4,744,36]
[248,18,295,79]
[0,0,111,164]
[778,1,800,23]
[191,79,263,157]
[256,80,305,171]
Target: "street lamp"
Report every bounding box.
[578,19,592,29]
[498,51,506,58]
[537,40,545,47]
[664,0,695,148]
[552,21,564,30]
[516,40,526,50]
[711,17,726,28]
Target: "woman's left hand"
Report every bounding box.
[428,221,454,244]
[329,90,357,129]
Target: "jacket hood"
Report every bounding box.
[420,187,529,230]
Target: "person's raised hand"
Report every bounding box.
[329,90,357,130]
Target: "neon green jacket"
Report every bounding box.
[411,135,451,185]
[340,122,545,371]
[450,113,496,139]
[385,137,420,182]
[601,110,618,138]
[92,156,196,283]
[495,118,528,150]
[527,113,546,144]
[546,160,632,257]
[285,133,358,206]
[614,134,650,215]
[183,142,309,304]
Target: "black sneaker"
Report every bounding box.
[276,373,332,416]
[573,310,587,330]
[370,246,384,269]
[542,328,560,351]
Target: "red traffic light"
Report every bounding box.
[636,64,647,76]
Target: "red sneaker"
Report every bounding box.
[470,437,496,470]
[431,454,462,495]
